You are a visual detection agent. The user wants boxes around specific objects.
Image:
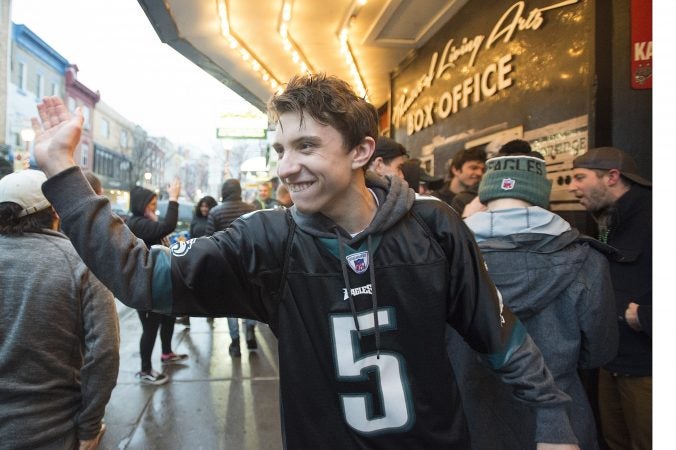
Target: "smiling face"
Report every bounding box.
[274,112,364,220]
[258,184,271,200]
[452,160,486,190]
[199,202,211,217]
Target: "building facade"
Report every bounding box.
[6,23,69,170]
[0,0,11,158]
[92,100,136,212]
[64,64,100,171]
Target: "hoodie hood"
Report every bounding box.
[130,186,156,217]
[290,172,415,356]
[290,171,415,242]
[465,206,571,242]
[466,207,593,318]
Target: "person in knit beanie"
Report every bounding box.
[477,155,551,209]
[450,154,619,450]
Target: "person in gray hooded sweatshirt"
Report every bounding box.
[456,153,619,449]
[0,169,119,449]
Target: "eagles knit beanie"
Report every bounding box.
[478,155,552,208]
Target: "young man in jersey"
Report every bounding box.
[32,74,578,449]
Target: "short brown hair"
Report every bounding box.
[268,73,378,151]
[450,146,487,173]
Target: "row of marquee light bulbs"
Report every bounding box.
[217,0,369,100]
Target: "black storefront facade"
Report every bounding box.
[385,0,651,228]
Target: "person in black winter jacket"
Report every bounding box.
[205,179,257,235]
[571,147,652,450]
[126,181,188,384]
[190,195,217,239]
[178,195,219,327]
[205,179,258,356]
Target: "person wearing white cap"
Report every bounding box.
[0,169,120,450]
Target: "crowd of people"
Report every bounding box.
[0,72,651,449]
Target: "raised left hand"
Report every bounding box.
[32,96,83,177]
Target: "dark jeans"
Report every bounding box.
[137,311,175,372]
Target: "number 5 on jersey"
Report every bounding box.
[330,308,414,434]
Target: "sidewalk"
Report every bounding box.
[100,301,282,449]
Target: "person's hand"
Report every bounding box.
[168,178,181,202]
[78,423,106,450]
[536,444,579,450]
[462,196,487,219]
[31,96,83,177]
[625,302,642,331]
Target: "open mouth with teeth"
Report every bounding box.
[287,182,315,193]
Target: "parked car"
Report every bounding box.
[156,199,194,245]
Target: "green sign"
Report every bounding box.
[217,112,268,140]
[216,127,267,139]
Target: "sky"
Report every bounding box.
[10,0,259,153]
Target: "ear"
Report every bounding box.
[351,136,376,170]
[605,169,622,186]
[50,207,61,231]
[450,165,460,177]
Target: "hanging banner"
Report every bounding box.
[631,0,652,89]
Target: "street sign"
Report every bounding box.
[217,112,268,140]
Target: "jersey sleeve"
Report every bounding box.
[167,213,287,322]
[42,167,286,323]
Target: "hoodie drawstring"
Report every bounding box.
[367,234,380,358]
[334,229,380,359]
[336,228,362,339]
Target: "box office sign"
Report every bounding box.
[392,0,581,137]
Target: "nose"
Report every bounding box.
[277,150,300,181]
[568,180,579,194]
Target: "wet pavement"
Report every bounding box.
[100,302,282,450]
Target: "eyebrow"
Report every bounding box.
[273,135,323,151]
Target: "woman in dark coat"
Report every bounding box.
[126,180,188,384]
[189,195,217,238]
